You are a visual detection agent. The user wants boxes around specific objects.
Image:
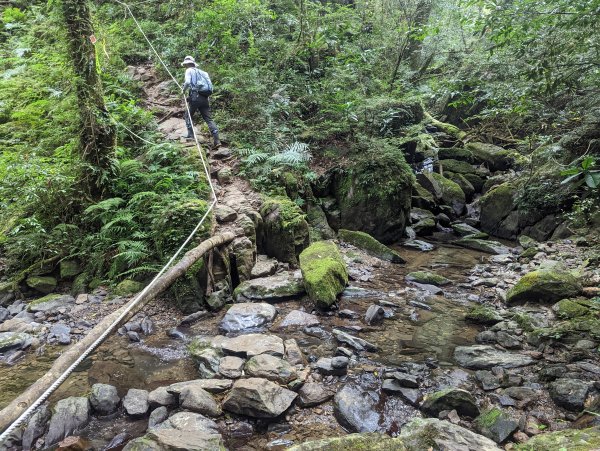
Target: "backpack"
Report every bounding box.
[190,68,213,98]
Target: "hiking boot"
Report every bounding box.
[212,132,221,148]
[183,127,194,139]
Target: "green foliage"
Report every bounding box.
[561,156,600,190]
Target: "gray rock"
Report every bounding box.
[575,339,596,350]
[168,379,233,396]
[549,378,592,412]
[251,257,278,278]
[189,346,222,379]
[148,406,169,429]
[278,310,320,328]
[123,388,149,417]
[45,397,90,446]
[496,331,520,349]
[219,356,245,378]
[402,240,435,252]
[381,382,422,407]
[27,294,75,313]
[284,338,306,365]
[179,311,210,326]
[456,238,511,255]
[332,329,378,352]
[127,331,141,342]
[475,408,518,444]
[452,222,482,237]
[0,331,33,352]
[475,371,501,391]
[222,377,297,418]
[334,383,380,432]
[180,386,222,417]
[245,354,297,383]
[298,382,334,407]
[0,307,9,323]
[503,386,537,401]
[206,289,228,310]
[421,388,480,418]
[22,405,51,451]
[215,204,237,223]
[7,301,24,316]
[389,371,419,388]
[221,333,284,357]
[50,323,71,345]
[454,345,534,369]
[400,418,501,451]
[141,317,155,335]
[220,302,277,333]
[89,383,120,415]
[233,273,305,302]
[148,386,176,408]
[364,305,385,325]
[316,357,347,376]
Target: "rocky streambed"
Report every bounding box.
[2,232,600,450]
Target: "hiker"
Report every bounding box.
[181,56,220,147]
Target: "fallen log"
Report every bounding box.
[0,231,236,434]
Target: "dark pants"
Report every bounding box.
[185,95,218,135]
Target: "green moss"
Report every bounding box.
[27,293,62,307]
[476,408,502,428]
[515,428,600,451]
[299,241,348,309]
[445,172,475,198]
[512,312,535,332]
[429,172,465,215]
[287,433,406,451]
[465,306,502,324]
[261,196,306,231]
[554,299,590,319]
[519,247,538,259]
[338,229,405,263]
[506,269,582,304]
[113,279,143,296]
[439,159,477,175]
[406,271,451,286]
[25,275,57,294]
[438,147,474,162]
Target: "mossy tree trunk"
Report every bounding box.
[61,0,116,198]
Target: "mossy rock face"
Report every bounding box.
[466,306,503,324]
[332,142,414,244]
[306,203,336,242]
[430,173,465,216]
[506,270,582,305]
[438,147,474,162]
[412,182,437,210]
[553,299,590,319]
[299,241,348,309]
[515,427,600,451]
[287,433,406,451]
[462,172,486,192]
[439,159,478,175]
[406,271,451,286]
[465,142,515,171]
[260,196,310,266]
[445,172,475,200]
[338,229,405,263]
[480,183,517,237]
[114,279,144,297]
[25,276,57,294]
[59,260,81,279]
[519,247,538,260]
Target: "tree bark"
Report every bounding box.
[0,231,236,434]
[61,0,116,198]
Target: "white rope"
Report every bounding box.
[0,0,219,442]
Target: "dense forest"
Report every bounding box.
[1,0,600,449]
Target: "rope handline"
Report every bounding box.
[0,0,220,442]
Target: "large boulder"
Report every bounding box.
[233,273,305,302]
[45,397,90,446]
[480,183,518,238]
[299,241,348,309]
[338,229,405,263]
[222,377,297,418]
[465,142,516,171]
[420,388,480,418]
[123,389,149,417]
[334,383,382,433]
[27,294,74,313]
[219,303,276,333]
[179,386,222,417]
[455,237,511,255]
[25,276,57,294]
[260,196,310,265]
[244,354,297,383]
[420,172,465,216]
[506,270,582,304]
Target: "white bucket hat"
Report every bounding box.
[181,56,198,67]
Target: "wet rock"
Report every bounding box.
[26,276,57,294]
[286,433,403,450]
[402,239,435,252]
[148,406,168,429]
[399,418,501,450]
[127,331,141,342]
[452,222,482,237]
[421,388,480,418]
[166,328,186,340]
[332,329,378,352]
[454,345,534,369]
[250,257,278,278]
[338,229,405,263]
[336,347,354,358]
[222,377,297,418]
[123,389,149,417]
[167,379,233,395]
[220,302,277,333]
[409,283,443,295]
[364,305,385,325]
[339,309,359,319]
[206,289,228,310]
[233,273,305,302]
[245,354,297,383]
[506,269,582,304]
[299,241,348,309]
[278,310,320,328]
[475,407,518,443]
[27,294,75,313]
[45,397,90,446]
[179,310,209,326]
[221,333,284,358]
[456,238,511,255]
[219,356,245,378]
[405,271,451,286]
[22,405,51,451]
[0,331,33,352]
[298,382,334,407]
[284,338,306,365]
[180,386,222,417]
[316,357,347,376]
[334,383,381,433]
[148,386,176,408]
[89,384,120,415]
[397,387,423,407]
[475,371,501,391]
[549,378,592,412]
[389,371,419,388]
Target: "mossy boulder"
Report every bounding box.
[438,147,474,162]
[506,270,582,305]
[465,142,515,171]
[466,306,503,325]
[430,172,465,216]
[406,271,451,286]
[59,260,81,279]
[332,141,414,244]
[445,172,475,200]
[338,229,405,263]
[26,276,57,294]
[260,196,310,266]
[455,237,511,255]
[412,182,436,210]
[439,159,478,175]
[114,279,144,297]
[480,183,517,237]
[475,408,518,444]
[27,294,75,313]
[287,433,405,451]
[553,299,590,319]
[515,428,600,451]
[420,388,480,417]
[306,203,336,242]
[299,241,348,309]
